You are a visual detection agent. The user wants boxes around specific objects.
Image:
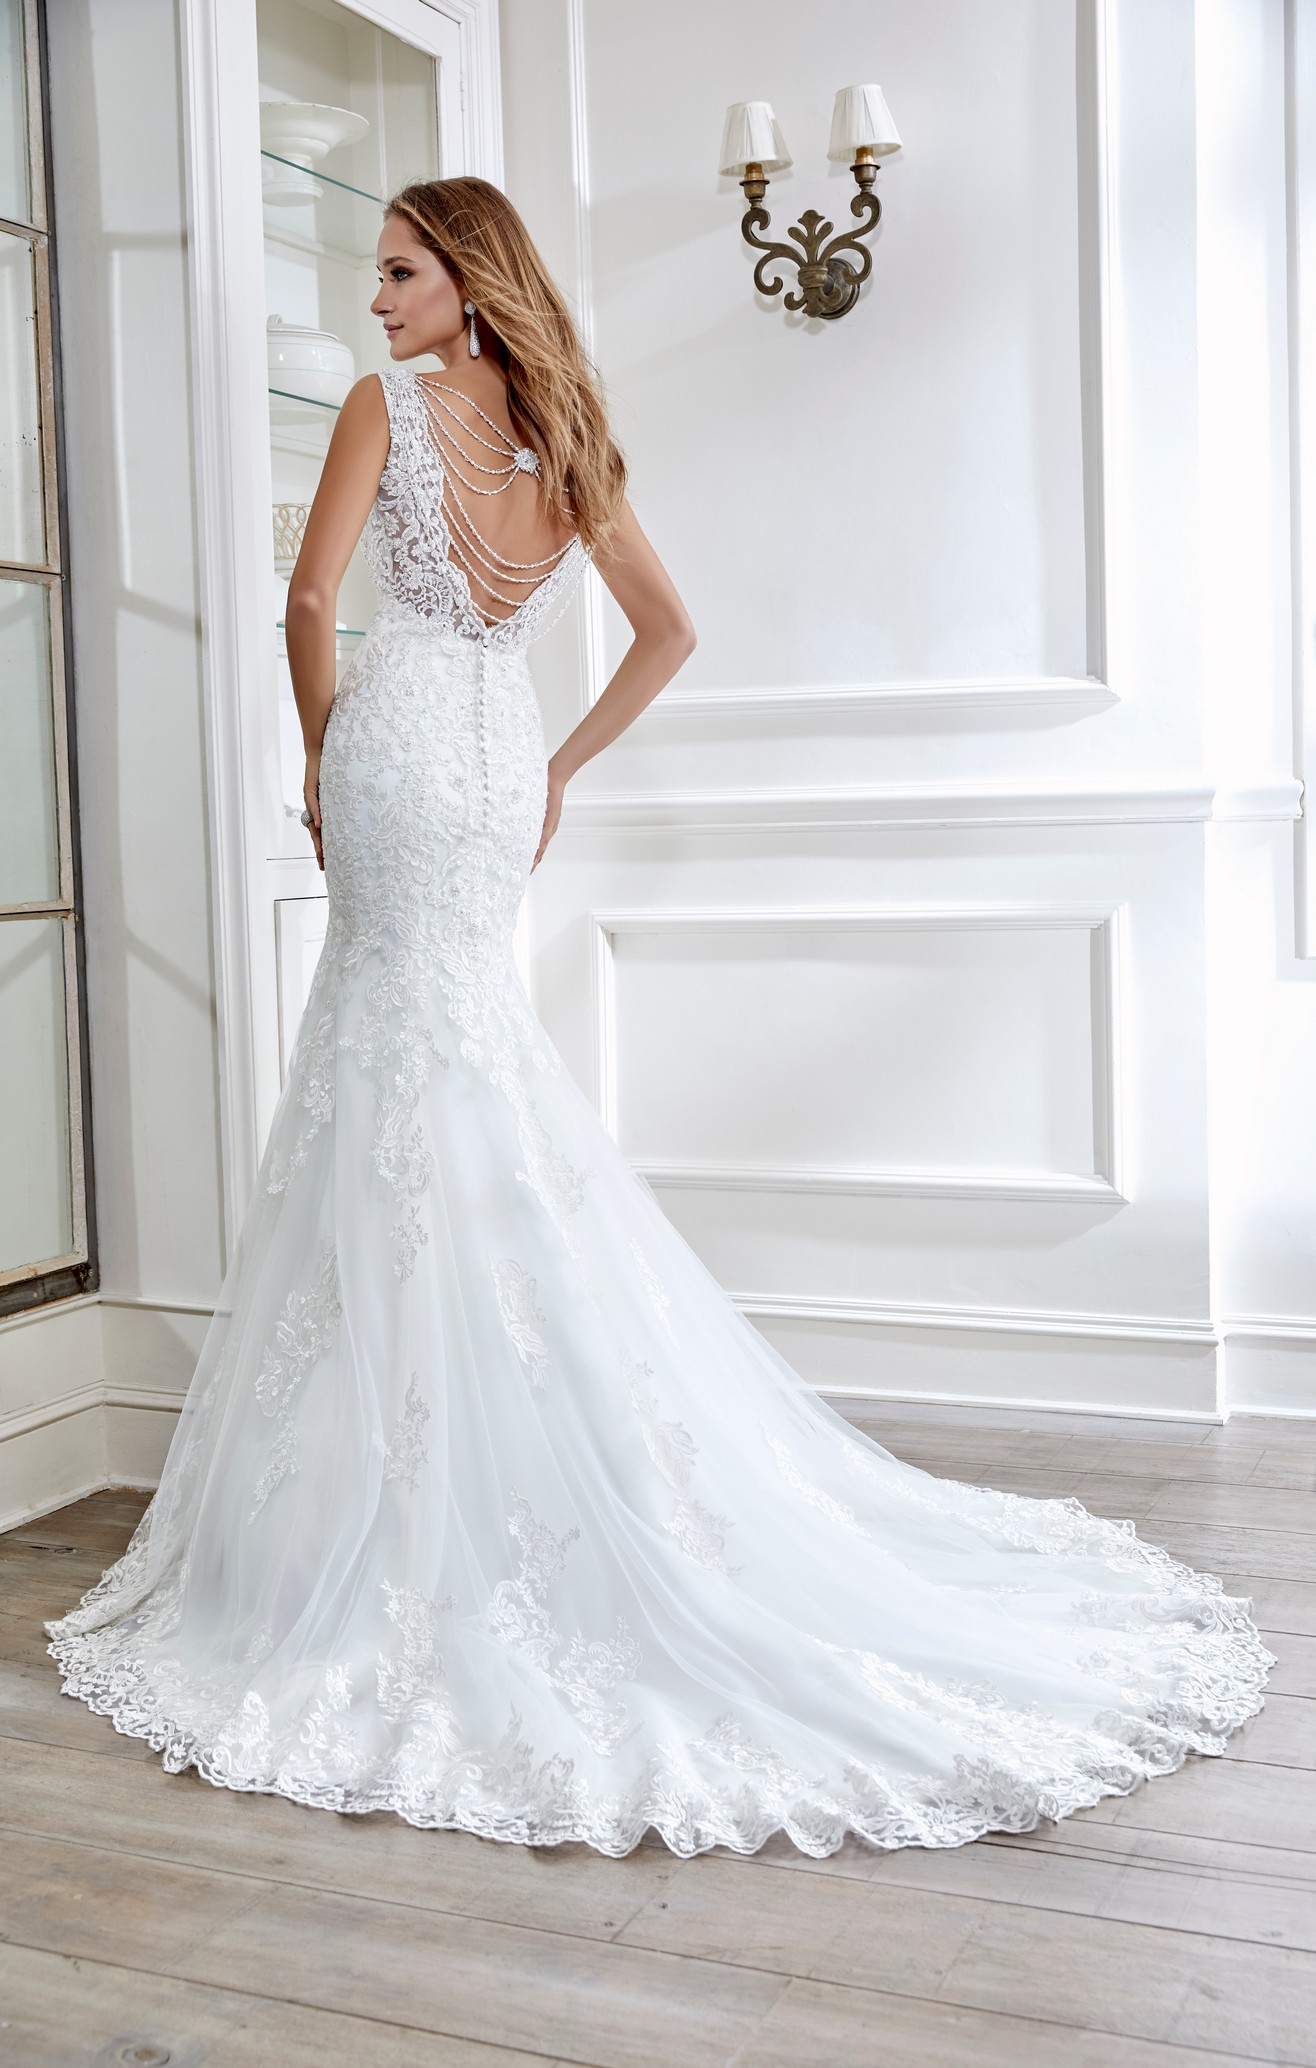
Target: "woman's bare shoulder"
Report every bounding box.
[327,372,392,459]
[341,370,392,418]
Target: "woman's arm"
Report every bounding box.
[534,498,695,867]
[284,373,391,868]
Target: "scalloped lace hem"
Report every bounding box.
[44,1614,1274,1861]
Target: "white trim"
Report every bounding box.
[1211,781,1305,822]
[1221,1312,1316,1420]
[637,1163,1123,1204]
[105,1384,190,1414]
[820,1386,1224,1426]
[1229,1406,1316,1422]
[1080,0,1117,688]
[1,1476,153,1538]
[565,0,607,716]
[644,677,1121,721]
[559,784,1227,835]
[592,905,1124,933]
[179,0,269,1253]
[736,1291,1217,1346]
[561,783,1306,835]
[590,905,1125,1205]
[99,1294,217,1319]
[0,1291,98,1335]
[1286,0,1316,953]
[0,1382,103,1444]
[422,0,505,178]
[1221,1313,1316,1344]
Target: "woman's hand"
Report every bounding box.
[532,764,566,871]
[303,752,324,871]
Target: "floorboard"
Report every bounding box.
[5,1411,1314,2066]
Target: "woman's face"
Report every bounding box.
[371,215,465,360]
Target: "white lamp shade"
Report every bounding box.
[719,100,793,177]
[827,83,902,161]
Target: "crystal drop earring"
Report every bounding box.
[465,298,481,359]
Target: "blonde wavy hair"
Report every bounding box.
[385,177,626,552]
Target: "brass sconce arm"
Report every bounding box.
[739,150,882,320]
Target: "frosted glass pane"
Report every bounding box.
[0,578,58,903]
[0,228,44,565]
[380,32,438,191]
[0,916,73,1270]
[0,0,29,226]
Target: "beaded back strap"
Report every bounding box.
[413,376,575,628]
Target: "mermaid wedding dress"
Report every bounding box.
[47,365,1273,1857]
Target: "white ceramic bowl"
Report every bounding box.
[267,316,355,411]
[260,101,371,202]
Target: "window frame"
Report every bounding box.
[0,0,97,1318]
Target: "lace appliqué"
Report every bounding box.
[299,1662,367,1782]
[378,1579,455,1724]
[694,1711,814,1799]
[266,1006,336,1196]
[624,1356,739,1575]
[556,1620,643,1756]
[378,1374,430,1491]
[489,1491,578,1669]
[765,1428,866,1538]
[487,1492,642,1755]
[249,1242,341,1519]
[630,1239,675,1338]
[492,1260,551,1387]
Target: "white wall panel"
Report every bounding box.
[500,0,1315,1419]
[595,910,1117,1198]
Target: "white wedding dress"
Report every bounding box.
[47,366,1273,1857]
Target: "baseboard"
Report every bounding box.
[0,1298,209,1533]
[1221,1318,1316,1417]
[743,1304,1222,1417]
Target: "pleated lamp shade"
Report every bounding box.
[719,100,793,177]
[827,83,902,161]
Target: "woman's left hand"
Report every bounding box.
[303,752,324,872]
[532,766,566,871]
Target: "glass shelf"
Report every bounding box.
[268,383,341,420]
[261,149,385,263]
[268,384,340,455]
[276,621,366,638]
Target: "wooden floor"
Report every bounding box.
[2,1403,1315,2068]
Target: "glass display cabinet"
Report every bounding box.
[182,0,499,1233]
[258,0,441,860]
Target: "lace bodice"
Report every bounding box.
[363,365,589,650]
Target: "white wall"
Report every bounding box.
[0,0,224,1526]
[507,0,1314,1418]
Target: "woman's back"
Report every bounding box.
[413,373,578,626]
[366,366,587,649]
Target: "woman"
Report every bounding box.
[47,179,1272,1857]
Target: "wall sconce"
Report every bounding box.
[719,85,901,321]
